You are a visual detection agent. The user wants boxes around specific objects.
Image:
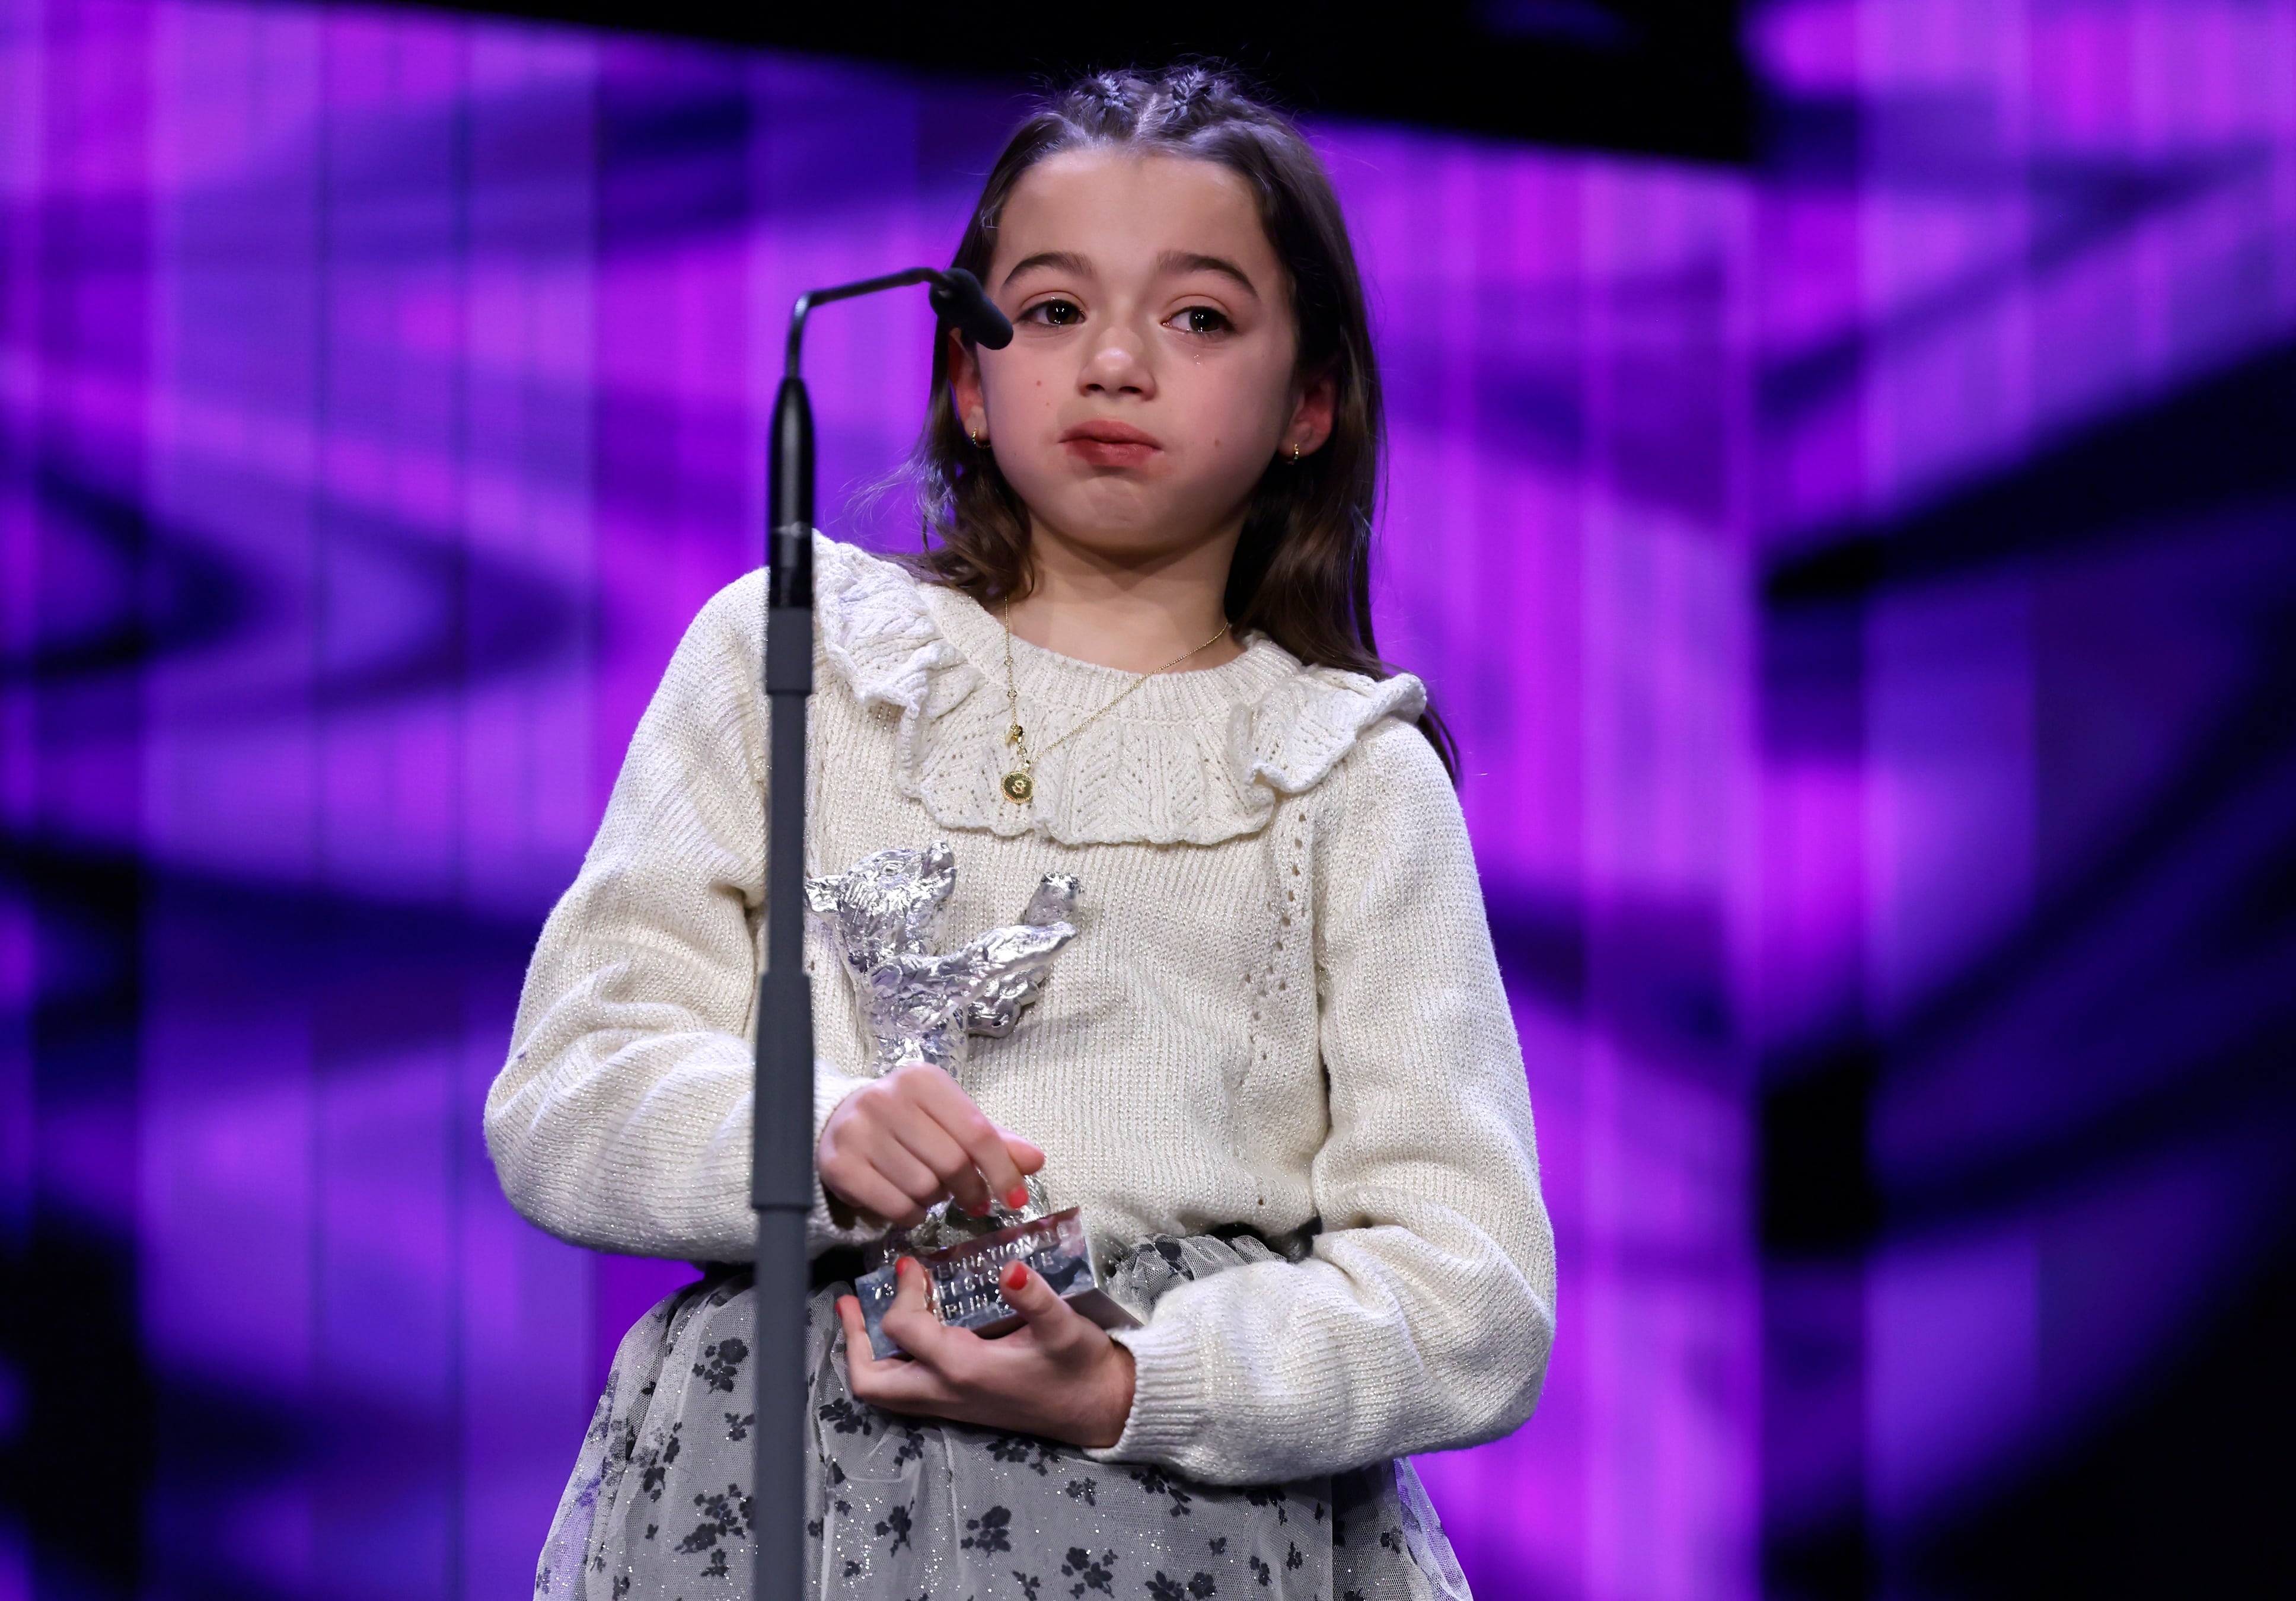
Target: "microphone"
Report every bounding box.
[927,267,1014,349]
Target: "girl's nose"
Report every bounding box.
[1079,326,1154,398]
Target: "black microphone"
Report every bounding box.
[927,266,1013,349]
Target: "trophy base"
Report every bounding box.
[854,1206,1140,1361]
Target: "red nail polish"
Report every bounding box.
[1006,1186,1030,1208]
[1002,1261,1029,1291]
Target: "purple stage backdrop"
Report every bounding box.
[4,1,2294,1597]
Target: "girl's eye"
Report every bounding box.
[1022,298,1083,327]
[1171,306,1232,336]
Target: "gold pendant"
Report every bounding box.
[1000,770,1034,803]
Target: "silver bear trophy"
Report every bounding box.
[803,840,1079,1074]
[803,841,1136,1357]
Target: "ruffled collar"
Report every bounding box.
[814,534,1426,847]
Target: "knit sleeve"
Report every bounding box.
[1090,718,1556,1483]
[483,572,880,1263]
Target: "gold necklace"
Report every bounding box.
[999,614,1233,803]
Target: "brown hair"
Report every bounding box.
[901,62,1459,781]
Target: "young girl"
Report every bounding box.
[490,65,1554,1599]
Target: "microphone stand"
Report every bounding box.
[752,266,1009,1601]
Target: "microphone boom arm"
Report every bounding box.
[785,265,1013,377]
[784,267,933,376]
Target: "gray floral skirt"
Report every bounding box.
[535,1248,1471,1600]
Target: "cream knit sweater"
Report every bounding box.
[486,535,1555,1485]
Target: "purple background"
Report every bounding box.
[4,1,2292,1597]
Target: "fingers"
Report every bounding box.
[837,1290,947,1412]
[816,1063,1053,1231]
[820,1109,944,1227]
[819,1096,926,1227]
[819,1067,961,1223]
[910,1069,1034,1211]
[997,1260,1099,1357]
[1001,1132,1047,1182]
[889,1114,995,1217]
[878,1256,950,1361]
[846,1260,974,1413]
[822,1165,930,1230]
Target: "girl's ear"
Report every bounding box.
[1285,364,1338,459]
[948,328,990,443]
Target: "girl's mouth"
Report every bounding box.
[1060,421,1161,469]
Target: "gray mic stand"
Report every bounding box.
[752,266,1010,1601]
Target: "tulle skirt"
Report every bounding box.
[535,1248,1471,1600]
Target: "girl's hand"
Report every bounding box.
[836,1258,1136,1449]
[817,1061,1046,1226]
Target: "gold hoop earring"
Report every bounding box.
[968,425,987,448]
[1289,444,1304,464]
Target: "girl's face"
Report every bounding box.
[951,148,1334,562]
